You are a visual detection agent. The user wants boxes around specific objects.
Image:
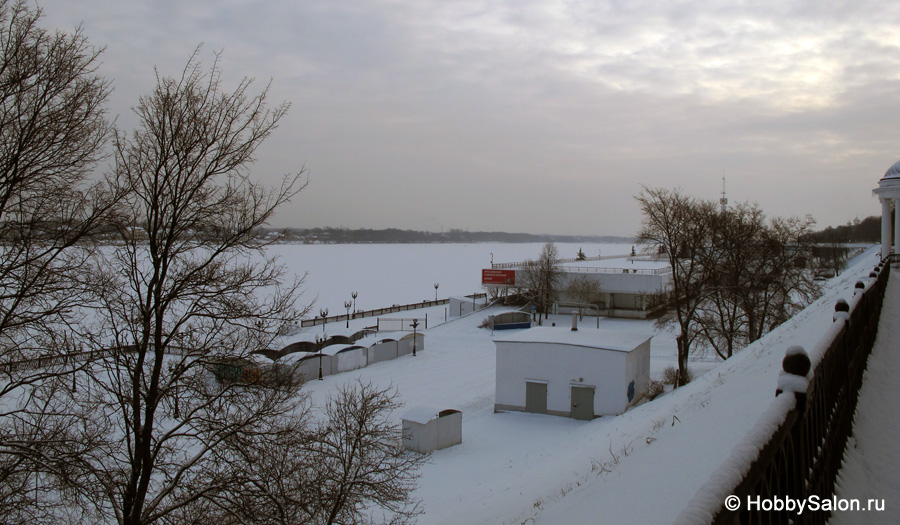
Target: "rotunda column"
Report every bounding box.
[882,198,892,259]
[894,198,900,258]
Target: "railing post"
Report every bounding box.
[776,345,810,414]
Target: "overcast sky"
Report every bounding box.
[37,0,900,237]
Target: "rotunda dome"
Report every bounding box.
[884,159,900,179]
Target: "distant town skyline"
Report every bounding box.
[38,1,899,237]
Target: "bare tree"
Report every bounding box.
[563,275,602,320]
[739,214,820,342]
[638,188,822,368]
[518,242,564,323]
[51,50,313,525]
[635,186,717,386]
[312,382,425,525]
[0,1,117,521]
[695,203,820,357]
[691,202,765,359]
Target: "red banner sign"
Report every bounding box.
[482,269,516,286]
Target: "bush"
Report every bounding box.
[647,366,694,399]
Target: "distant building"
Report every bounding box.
[493,326,651,419]
[482,255,671,319]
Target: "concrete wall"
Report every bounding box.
[334,347,367,373]
[295,355,332,381]
[449,296,487,317]
[368,339,399,364]
[402,408,462,454]
[398,333,424,356]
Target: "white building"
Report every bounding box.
[493,326,651,419]
[483,256,671,319]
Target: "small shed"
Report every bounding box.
[489,310,532,330]
[368,338,399,364]
[402,407,462,454]
[279,349,333,381]
[494,326,651,419]
[332,345,368,373]
[397,332,425,356]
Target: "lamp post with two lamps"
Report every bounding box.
[319,308,328,332]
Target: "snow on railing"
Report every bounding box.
[490,255,604,269]
[675,255,892,525]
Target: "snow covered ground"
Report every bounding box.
[284,244,887,524]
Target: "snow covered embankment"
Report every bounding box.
[530,248,883,524]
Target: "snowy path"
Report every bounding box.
[831,272,900,524]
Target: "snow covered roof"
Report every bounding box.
[884,159,900,179]
[402,406,445,425]
[493,326,651,352]
[874,159,900,194]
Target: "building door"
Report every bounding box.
[525,381,547,414]
[570,386,595,420]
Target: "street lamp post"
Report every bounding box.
[351,291,358,315]
[315,332,327,380]
[344,300,352,328]
[319,308,328,332]
[434,282,439,302]
[411,319,419,356]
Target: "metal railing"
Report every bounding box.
[490,255,671,275]
[490,255,605,269]
[677,256,892,525]
[563,265,672,276]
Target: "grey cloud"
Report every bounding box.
[34,0,900,235]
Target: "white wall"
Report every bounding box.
[495,341,631,416]
[449,296,487,317]
[334,347,367,372]
[398,332,425,356]
[368,340,399,364]
[516,269,670,295]
[624,339,651,406]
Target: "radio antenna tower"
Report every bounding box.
[719,175,728,213]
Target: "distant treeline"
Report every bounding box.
[259,227,632,244]
[804,216,880,244]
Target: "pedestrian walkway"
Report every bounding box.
[831,274,900,524]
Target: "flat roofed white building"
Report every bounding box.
[493,326,651,419]
[483,255,672,319]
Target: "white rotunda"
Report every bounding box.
[873,160,900,259]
